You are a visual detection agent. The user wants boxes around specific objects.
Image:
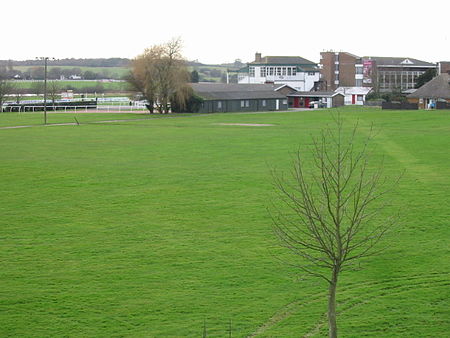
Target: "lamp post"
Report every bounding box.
[36,57,54,124]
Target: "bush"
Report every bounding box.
[171,94,203,113]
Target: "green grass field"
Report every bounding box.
[13,66,130,78]
[1,107,449,337]
[13,80,130,92]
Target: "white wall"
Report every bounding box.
[239,66,319,91]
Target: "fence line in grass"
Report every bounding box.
[1,105,148,113]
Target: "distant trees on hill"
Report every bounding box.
[0,58,130,68]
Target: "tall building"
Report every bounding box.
[237,53,320,91]
[438,61,450,75]
[319,51,363,91]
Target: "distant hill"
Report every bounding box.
[1,58,243,68]
[0,58,243,83]
[0,58,131,67]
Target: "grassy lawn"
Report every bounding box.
[12,80,130,92]
[13,66,130,78]
[0,107,449,336]
[0,112,161,128]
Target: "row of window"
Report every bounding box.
[250,66,299,77]
[377,70,425,90]
[216,100,265,109]
[216,99,287,109]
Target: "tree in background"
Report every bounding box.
[415,69,437,89]
[271,116,399,338]
[14,88,26,104]
[190,70,199,83]
[128,38,192,114]
[48,67,62,80]
[0,74,15,111]
[30,67,45,80]
[47,81,61,106]
[31,81,44,97]
[83,70,98,80]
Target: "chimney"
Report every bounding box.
[255,52,262,63]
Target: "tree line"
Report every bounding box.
[0,65,124,81]
[0,58,130,68]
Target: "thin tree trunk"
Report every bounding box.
[328,268,339,338]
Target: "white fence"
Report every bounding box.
[1,105,147,113]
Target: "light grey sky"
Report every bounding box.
[3,0,448,64]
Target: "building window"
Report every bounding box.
[268,67,274,76]
[241,100,245,108]
[282,67,287,76]
[355,79,363,87]
[308,72,315,76]
[292,67,297,76]
[262,100,266,107]
[260,67,266,77]
[282,99,287,105]
[357,95,364,101]
[217,101,222,109]
[287,68,292,76]
[245,100,250,107]
[249,66,255,77]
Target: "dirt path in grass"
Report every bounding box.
[0,118,160,130]
[248,271,450,337]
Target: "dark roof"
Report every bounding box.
[250,56,317,66]
[288,91,343,98]
[191,83,287,100]
[363,56,436,67]
[407,73,450,99]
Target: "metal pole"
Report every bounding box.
[44,57,48,124]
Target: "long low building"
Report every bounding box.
[190,83,288,113]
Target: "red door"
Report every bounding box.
[352,95,356,104]
[293,97,300,108]
[305,98,310,108]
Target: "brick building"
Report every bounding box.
[319,51,363,91]
[438,61,450,75]
[319,51,437,93]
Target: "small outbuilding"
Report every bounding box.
[287,91,345,108]
[335,87,372,105]
[190,83,288,113]
[407,72,450,109]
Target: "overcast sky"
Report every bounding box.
[3,0,448,64]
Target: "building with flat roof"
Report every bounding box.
[319,51,364,91]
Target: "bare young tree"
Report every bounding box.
[47,81,61,106]
[0,75,15,112]
[31,81,44,98]
[271,116,399,338]
[128,38,191,114]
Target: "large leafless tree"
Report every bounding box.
[271,116,399,338]
[128,38,191,114]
